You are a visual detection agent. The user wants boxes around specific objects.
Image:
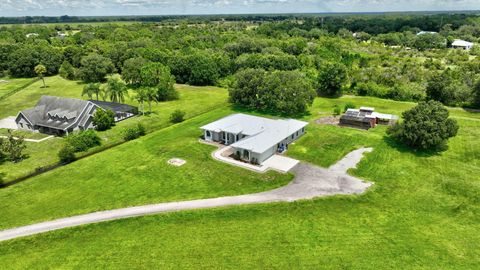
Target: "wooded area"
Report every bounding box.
[1,12,480,114]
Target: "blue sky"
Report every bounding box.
[1,0,479,17]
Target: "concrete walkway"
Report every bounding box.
[0,135,54,143]
[0,148,373,242]
[212,145,299,173]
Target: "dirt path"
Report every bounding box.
[0,148,373,242]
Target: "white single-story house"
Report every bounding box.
[16,96,137,136]
[201,113,308,165]
[452,39,474,50]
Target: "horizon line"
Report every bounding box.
[1,9,479,18]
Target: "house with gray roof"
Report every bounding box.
[201,113,308,164]
[15,96,137,136]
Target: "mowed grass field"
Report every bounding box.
[0,95,479,268]
[0,77,35,99]
[0,107,292,230]
[0,76,228,184]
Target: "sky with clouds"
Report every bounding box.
[0,0,479,17]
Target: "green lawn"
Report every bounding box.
[0,107,292,230]
[0,76,83,119]
[0,77,36,99]
[0,129,50,140]
[0,96,479,269]
[0,76,228,184]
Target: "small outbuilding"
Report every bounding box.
[340,107,398,130]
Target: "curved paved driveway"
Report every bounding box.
[0,148,373,242]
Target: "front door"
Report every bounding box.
[243,150,250,161]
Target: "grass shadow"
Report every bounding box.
[461,107,480,113]
[0,171,5,186]
[382,135,446,158]
[230,104,312,119]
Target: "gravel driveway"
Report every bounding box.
[0,148,373,242]
[0,116,18,130]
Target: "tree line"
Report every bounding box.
[1,13,480,115]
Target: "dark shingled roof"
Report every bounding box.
[20,96,91,130]
[89,100,137,113]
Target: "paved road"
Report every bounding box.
[0,148,373,242]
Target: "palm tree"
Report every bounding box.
[82,83,101,100]
[135,88,147,115]
[135,87,157,115]
[104,77,128,103]
[34,64,47,88]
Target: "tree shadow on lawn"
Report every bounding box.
[383,135,446,158]
[0,171,5,186]
[230,104,312,119]
[461,107,480,114]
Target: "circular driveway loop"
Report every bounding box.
[0,148,373,242]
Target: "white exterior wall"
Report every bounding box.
[278,127,306,148]
[204,130,221,142]
[236,127,306,164]
[254,146,277,164]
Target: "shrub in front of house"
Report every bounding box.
[66,130,101,152]
[170,110,186,124]
[93,109,115,131]
[122,124,146,141]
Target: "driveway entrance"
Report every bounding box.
[0,116,18,130]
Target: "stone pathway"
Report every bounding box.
[0,148,373,242]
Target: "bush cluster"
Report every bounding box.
[170,110,186,123]
[58,145,76,164]
[122,124,146,141]
[93,109,116,131]
[65,130,102,152]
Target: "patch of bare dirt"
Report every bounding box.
[315,116,340,125]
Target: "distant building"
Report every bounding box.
[16,96,137,136]
[57,32,67,39]
[25,33,39,38]
[416,31,438,36]
[452,39,474,50]
[340,107,398,130]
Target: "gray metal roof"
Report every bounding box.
[202,113,308,154]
